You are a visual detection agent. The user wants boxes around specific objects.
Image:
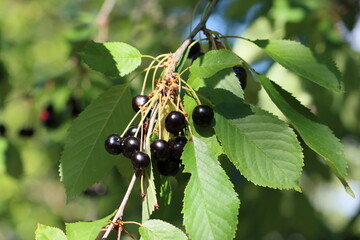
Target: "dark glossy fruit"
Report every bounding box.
[157,159,180,176]
[0,124,6,136]
[191,52,204,63]
[232,66,247,89]
[40,104,57,128]
[19,128,35,137]
[132,95,150,112]
[188,41,202,59]
[105,134,124,155]
[192,105,214,127]
[131,151,150,169]
[125,125,138,137]
[67,97,82,117]
[123,136,141,158]
[168,136,187,159]
[150,139,170,161]
[165,111,186,134]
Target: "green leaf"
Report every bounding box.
[60,84,133,200]
[66,212,114,240]
[187,68,244,102]
[80,41,142,77]
[158,176,172,206]
[35,224,67,240]
[139,219,188,240]
[142,162,158,222]
[0,138,8,174]
[257,74,354,196]
[190,49,242,79]
[187,68,303,190]
[251,39,341,91]
[214,101,304,190]
[182,135,239,240]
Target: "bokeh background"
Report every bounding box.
[0,0,360,239]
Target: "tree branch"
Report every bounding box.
[95,0,116,42]
[102,173,137,239]
[100,2,218,239]
[168,0,219,74]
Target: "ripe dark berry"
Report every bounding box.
[67,97,82,117]
[132,95,149,112]
[18,127,35,137]
[191,52,204,63]
[131,151,150,169]
[168,136,187,159]
[188,41,202,59]
[104,134,124,155]
[0,124,6,136]
[192,105,214,127]
[150,139,170,161]
[232,66,247,89]
[157,159,180,176]
[40,104,57,128]
[125,125,139,138]
[123,136,141,158]
[165,111,186,134]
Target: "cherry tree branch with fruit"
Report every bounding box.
[102,1,220,238]
[35,0,353,239]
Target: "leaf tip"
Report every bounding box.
[342,181,356,198]
[294,185,302,193]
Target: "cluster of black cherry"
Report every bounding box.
[104,94,214,176]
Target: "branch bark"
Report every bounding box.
[95,0,116,42]
[167,0,219,74]
[102,173,137,239]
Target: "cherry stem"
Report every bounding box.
[142,54,169,95]
[121,221,142,227]
[156,95,163,139]
[141,55,162,63]
[152,56,169,91]
[123,228,137,240]
[121,111,142,138]
[158,88,172,114]
[179,100,194,136]
[176,81,181,111]
[140,112,145,151]
[146,102,159,148]
[179,66,190,76]
[117,225,121,240]
[134,94,160,139]
[102,173,137,239]
[179,78,202,105]
[140,171,145,197]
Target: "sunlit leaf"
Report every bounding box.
[258,74,353,196]
[182,135,239,240]
[66,212,114,240]
[214,102,304,190]
[139,219,187,240]
[35,224,67,240]
[251,39,341,91]
[80,41,142,77]
[190,50,242,79]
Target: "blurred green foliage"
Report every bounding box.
[0,0,359,239]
